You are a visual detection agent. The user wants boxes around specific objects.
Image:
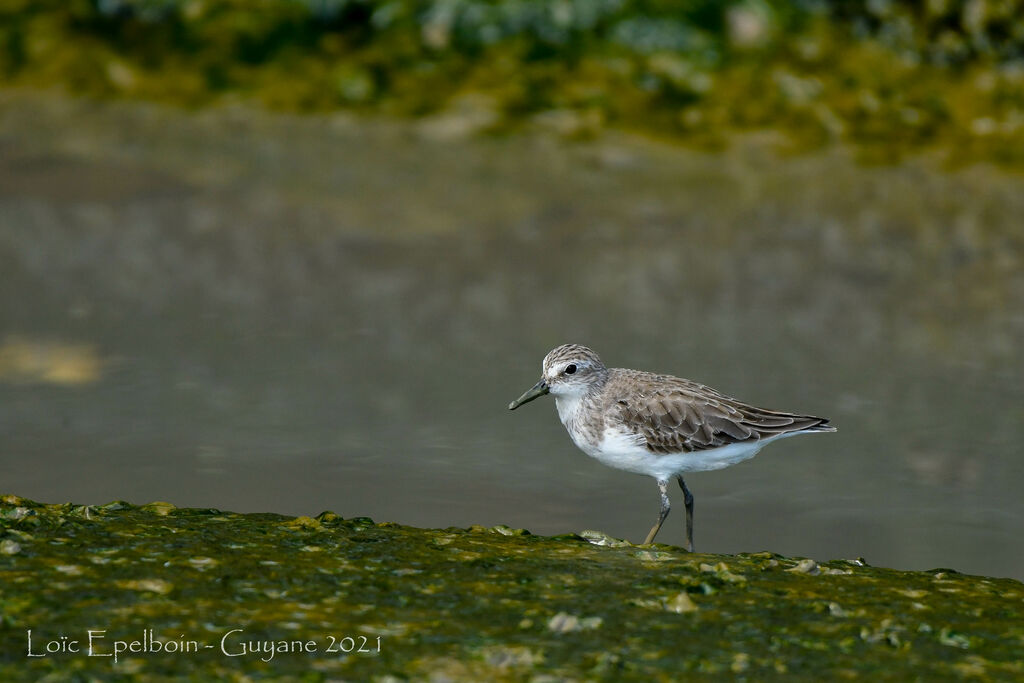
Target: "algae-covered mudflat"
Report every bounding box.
[2,495,1022,680]
[3,1,1024,166]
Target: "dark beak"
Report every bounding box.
[508,379,549,410]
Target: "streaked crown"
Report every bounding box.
[542,344,607,392]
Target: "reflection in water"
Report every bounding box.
[0,92,1022,579]
[0,337,103,385]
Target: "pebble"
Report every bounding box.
[118,578,174,594]
[188,556,219,569]
[700,561,746,583]
[1,507,34,521]
[547,612,602,633]
[787,559,820,575]
[666,592,699,613]
[142,501,177,516]
[580,530,629,547]
[822,567,853,575]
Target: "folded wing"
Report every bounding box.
[611,373,833,454]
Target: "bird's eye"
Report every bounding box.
[564,364,577,375]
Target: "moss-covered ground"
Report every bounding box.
[1,494,1022,680]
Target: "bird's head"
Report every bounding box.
[508,344,606,410]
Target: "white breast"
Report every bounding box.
[553,393,597,454]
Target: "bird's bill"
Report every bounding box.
[508,379,549,410]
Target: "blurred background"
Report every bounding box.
[1,1,1022,579]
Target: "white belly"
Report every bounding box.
[585,426,804,480]
[554,393,813,480]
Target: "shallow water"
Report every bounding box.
[1,92,1022,579]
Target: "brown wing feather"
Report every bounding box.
[607,370,833,454]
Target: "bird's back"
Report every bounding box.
[602,368,834,455]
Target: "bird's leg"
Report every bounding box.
[676,475,694,552]
[643,479,671,544]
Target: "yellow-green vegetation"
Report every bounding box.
[2,494,1022,680]
[1,1,1024,165]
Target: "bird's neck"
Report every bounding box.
[554,372,609,444]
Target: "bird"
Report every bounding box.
[508,343,835,551]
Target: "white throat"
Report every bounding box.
[552,387,599,454]
[553,391,583,427]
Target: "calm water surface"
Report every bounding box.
[1,93,1022,579]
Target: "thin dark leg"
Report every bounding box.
[643,479,671,544]
[677,475,694,552]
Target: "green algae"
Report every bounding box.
[1,495,1023,680]
[2,2,1024,167]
